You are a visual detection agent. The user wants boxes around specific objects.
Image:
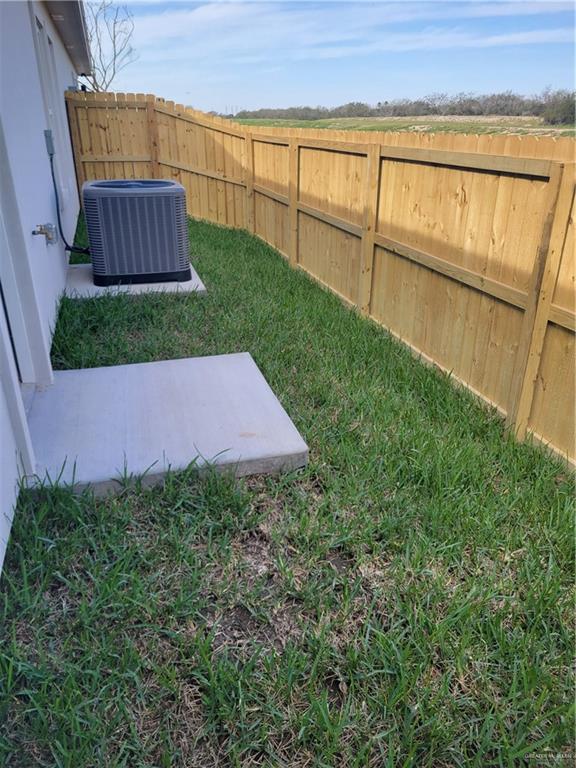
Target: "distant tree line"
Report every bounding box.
[231,89,575,125]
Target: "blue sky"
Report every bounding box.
[116,1,575,112]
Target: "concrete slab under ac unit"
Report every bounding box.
[64,263,206,298]
[26,353,308,492]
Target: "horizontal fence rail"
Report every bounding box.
[65,91,576,465]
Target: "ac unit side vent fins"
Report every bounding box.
[83,179,191,286]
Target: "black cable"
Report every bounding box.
[49,154,90,255]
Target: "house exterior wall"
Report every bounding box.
[0,307,34,568]
[0,0,83,571]
[0,1,79,342]
[0,388,19,569]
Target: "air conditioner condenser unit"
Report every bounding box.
[82,179,191,286]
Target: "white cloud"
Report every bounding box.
[111,1,574,109]
[124,2,573,68]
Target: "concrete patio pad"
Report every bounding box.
[26,353,308,492]
[65,263,206,298]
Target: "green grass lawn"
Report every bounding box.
[1,218,574,767]
[237,115,576,137]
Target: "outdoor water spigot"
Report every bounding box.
[32,223,58,244]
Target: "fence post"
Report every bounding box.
[65,93,85,197]
[358,144,381,314]
[288,139,299,267]
[507,162,573,439]
[146,95,160,179]
[244,133,255,233]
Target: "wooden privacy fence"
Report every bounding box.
[65,91,576,465]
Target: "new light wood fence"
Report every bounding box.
[65,91,576,465]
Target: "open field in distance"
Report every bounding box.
[235,114,576,136]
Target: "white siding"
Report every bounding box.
[0,0,79,343]
[0,302,34,570]
[0,0,82,572]
[0,374,22,570]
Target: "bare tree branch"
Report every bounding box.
[80,1,137,92]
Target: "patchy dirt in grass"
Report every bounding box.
[324,597,375,653]
[128,678,220,768]
[171,682,215,766]
[244,476,288,517]
[211,604,262,652]
[325,549,354,574]
[207,594,303,655]
[267,601,304,649]
[1,721,53,768]
[232,529,276,584]
[192,522,311,655]
[13,620,36,656]
[358,558,394,591]
[323,670,349,705]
